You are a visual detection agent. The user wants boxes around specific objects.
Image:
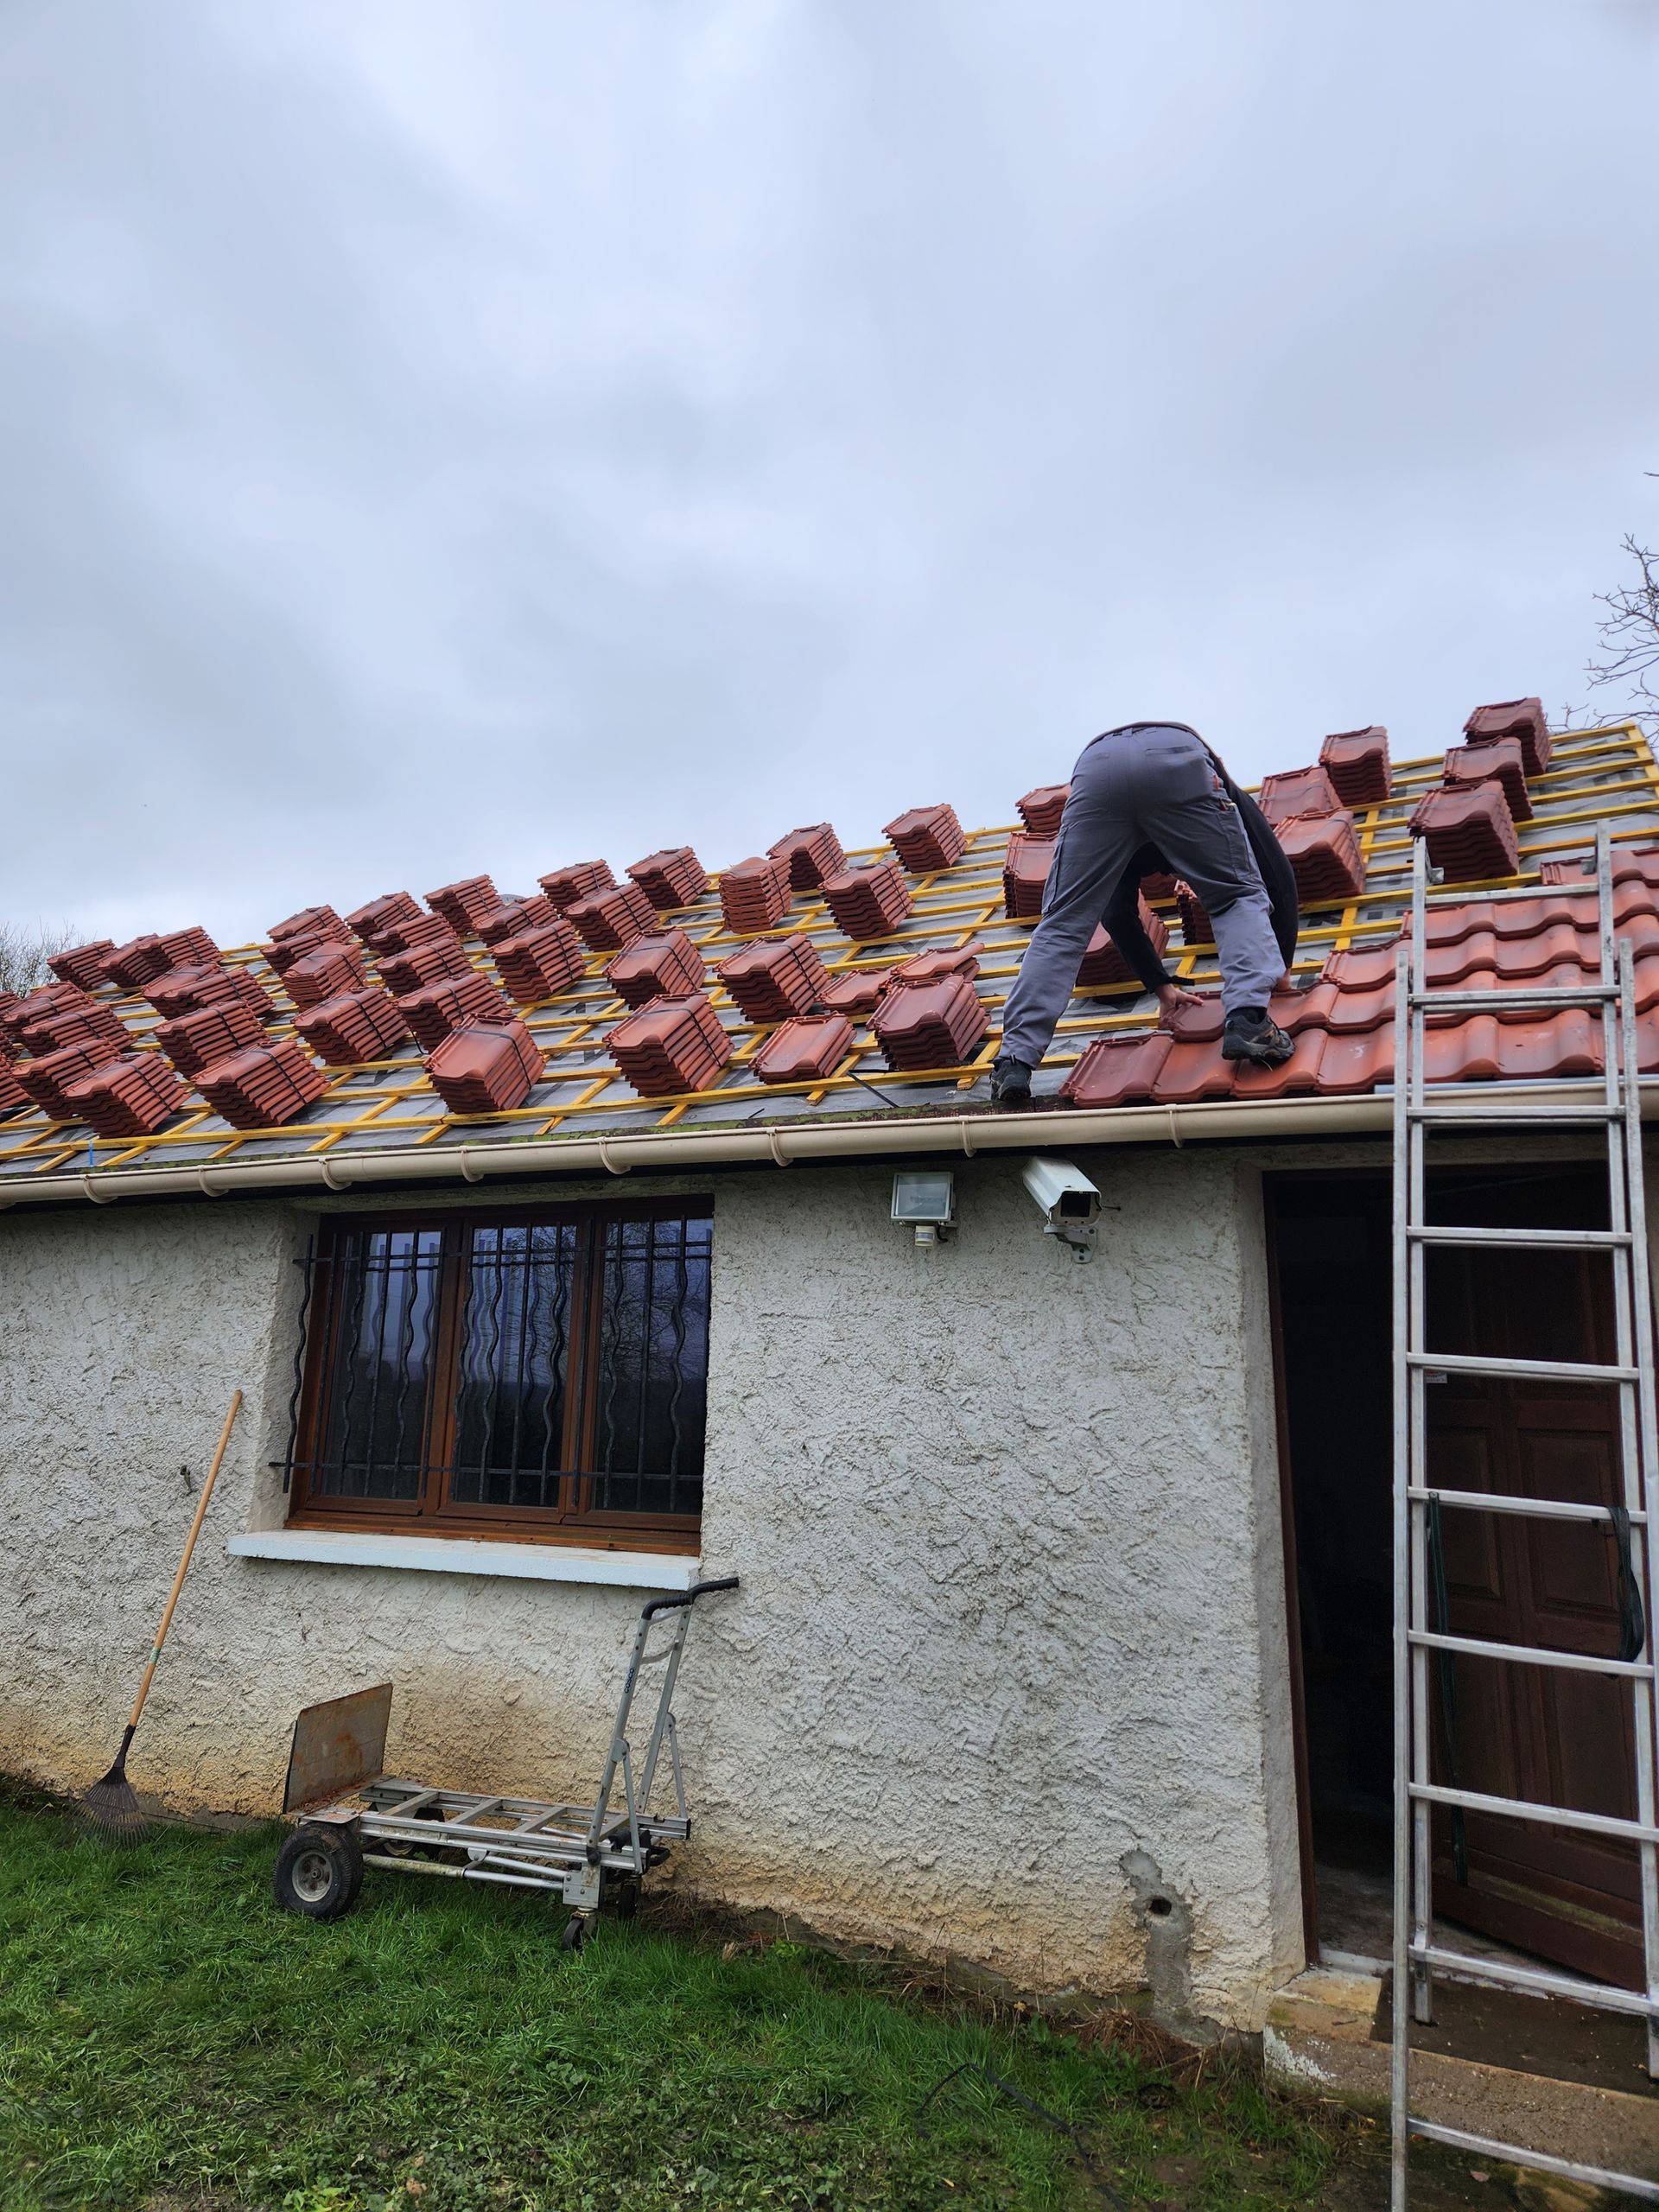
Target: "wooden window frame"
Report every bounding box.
[285,1197,710,1555]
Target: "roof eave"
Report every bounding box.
[1,1083,1643,1211]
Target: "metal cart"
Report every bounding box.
[271,1574,738,1952]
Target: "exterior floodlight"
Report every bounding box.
[1020,1156,1101,1262]
[892,1169,955,1247]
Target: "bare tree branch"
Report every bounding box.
[1586,500,1659,737]
[0,919,85,999]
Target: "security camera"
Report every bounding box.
[1020,1156,1102,1262]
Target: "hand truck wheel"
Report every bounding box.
[273,1824,364,1921]
[559,1911,590,1955]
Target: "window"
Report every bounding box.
[283,1202,712,1548]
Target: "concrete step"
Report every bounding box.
[1264,1967,1659,2186]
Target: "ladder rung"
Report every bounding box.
[1408,1484,1647,1527]
[1408,1940,1659,2021]
[1407,1225,1634,1250]
[1409,984,1620,1009]
[1408,1105,1625,1127]
[1407,1349,1639,1384]
[1403,2119,1659,2202]
[1410,1627,1652,1679]
[1410,1777,1659,1845]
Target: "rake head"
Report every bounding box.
[80,1727,150,1844]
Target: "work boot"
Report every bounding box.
[989,1055,1033,1107]
[1221,1007,1294,1067]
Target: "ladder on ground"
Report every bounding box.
[1391,824,1659,2206]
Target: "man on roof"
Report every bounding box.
[992,721,1299,1106]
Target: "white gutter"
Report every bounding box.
[0,1083,1638,1210]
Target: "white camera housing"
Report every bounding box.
[1020,1156,1102,1261]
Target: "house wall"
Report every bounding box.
[0,1150,1302,2031]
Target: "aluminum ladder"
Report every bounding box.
[1390,823,1659,2205]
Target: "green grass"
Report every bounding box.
[0,1788,1351,2212]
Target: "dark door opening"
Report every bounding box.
[1268,1167,1645,1988]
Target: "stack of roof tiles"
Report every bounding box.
[427,876,502,936]
[628,847,708,911]
[752,1013,855,1084]
[146,963,273,1022]
[425,1020,543,1115]
[567,880,658,952]
[294,988,412,1065]
[378,937,476,995]
[397,970,514,1050]
[283,941,370,1008]
[608,994,733,1096]
[105,929,219,989]
[1003,833,1055,918]
[768,823,846,890]
[474,895,559,944]
[370,909,461,957]
[1174,881,1215,950]
[885,804,967,872]
[872,974,988,1070]
[1016,785,1070,836]
[2,983,89,1039]
[1275,809,1367,902]
[16,1041,124,1120]
[1256,766,1343,826]
[607,930,705,1008]
[1442,736,1532,822]
[18,997,130,1058]
[716,934,829,1021]
[493,918,586,1002]
[1409,781,1521,883]
[271,905,348,945]
[66,1054,188,1137]
[195,1039,329,1128]
[346,891,424,948]
[538,860,614,911]
[0,1059,29,1117]
[1466,696,1550,778]
[824,857,912,940]
[1319,726,1391,805]
[156,1001,268,1076]
[719,855,791,936]
[48,940,117,990]
[1077,902,1168,986]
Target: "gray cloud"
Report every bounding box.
[3,0,1656,946]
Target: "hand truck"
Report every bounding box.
[270,1574,738,1952]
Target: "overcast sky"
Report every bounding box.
[3,1,1656,949]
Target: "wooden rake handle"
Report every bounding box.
[125,1390,243,1732]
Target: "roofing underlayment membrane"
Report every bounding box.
[3,704,1658,1192]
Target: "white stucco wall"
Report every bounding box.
[0,1152,1302,2030]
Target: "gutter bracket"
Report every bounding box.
[458,1148,486,1185]
[598,1138,629,1177]
[321,1160,354,1192]
[767,1128,791,1167]
[958,1117,978,1158]
[80,1173,116,1205]
[1166,1107,1185,1149]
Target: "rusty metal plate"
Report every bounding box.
[283,1682,393,1813]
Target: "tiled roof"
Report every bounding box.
[1,711,1656,1192]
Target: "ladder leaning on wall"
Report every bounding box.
[1390,823,1659,2207]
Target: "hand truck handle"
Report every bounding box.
[640,1574,740,1621]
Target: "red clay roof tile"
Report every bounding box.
[493,918,586,1003]
[292,988,412,1065]
[872,973,988,1070]
[48,940,118,990]
[768,823,846,891]
[885,804,968,872]
[345,891,424,949]
[718,855,791,935]
[627,847,709,911]
[426,877,501,935]
[566,880,658,952]
[752,1013,855,1084]
[425,1020,543,1114]
[823,858,912,940]
[378,937,477,995]
[1078,902,1167,985]
[1442,736,1532,823]
[19,1001,130,1058]
[1015,785,1070,837]
[608,993,732,1096]
[475,894,559,944]
[1409,781,1521,882]
[155,1000,268,1077]
[1274,809,1366,903]
[1319,727,1390,806]
[16,1040,123,1119]
[607,929,706,1008]
[1257,765,1343,825]
[1465,696,1550,776]
[538,859,615,911]
[715,934,829,1022]
[64,1053,187,1137]
[397,970,514,1052]
[1003,832,1053,918]
[194,1039,328,1128]
[282,941,370,1010]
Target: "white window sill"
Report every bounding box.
[226,1528,699,1591]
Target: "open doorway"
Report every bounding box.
[1267,1166,1645,1988]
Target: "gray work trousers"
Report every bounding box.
[999,723,1285,1067]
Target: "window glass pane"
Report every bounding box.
[313,1228,443,1500]
[449,1222,578,1510]
[590,1213,710,1516]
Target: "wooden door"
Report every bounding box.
[1425,1174,1644,1987]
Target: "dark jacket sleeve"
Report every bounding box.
[1230,782,1300,970]
[1101,854,1174,997]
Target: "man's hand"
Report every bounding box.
[1155,982,1205,1017]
